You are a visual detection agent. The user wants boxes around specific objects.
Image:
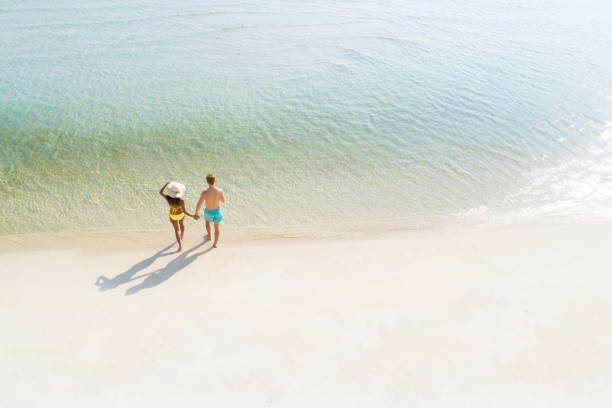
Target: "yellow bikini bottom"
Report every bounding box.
[168,212,185,221]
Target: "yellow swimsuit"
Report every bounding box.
[168,203,185,221]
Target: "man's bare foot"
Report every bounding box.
[204,234,210,242]
[212,244,217,248]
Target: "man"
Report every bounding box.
[194,173,225,247]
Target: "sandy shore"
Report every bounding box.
[1,222,611,407]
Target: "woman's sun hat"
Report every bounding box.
[164,181,186,198]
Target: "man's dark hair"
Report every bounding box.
[206,173,215,185]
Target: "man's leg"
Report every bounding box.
[213,223,220,248]
[205,220,211,241]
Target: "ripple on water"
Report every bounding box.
[1,0,612,236]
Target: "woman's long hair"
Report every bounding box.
[165,195,181,207]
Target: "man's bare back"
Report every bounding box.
[200,186,224,210]
[194,174,225,247]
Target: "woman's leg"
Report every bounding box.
[169,219,182,251]
[179,218,185,240]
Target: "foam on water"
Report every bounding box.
[2,0,612,236]
[460,122,612,225]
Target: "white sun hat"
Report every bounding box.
[164,181,186,198]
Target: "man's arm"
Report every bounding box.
[194,192,206,219]
[159,181,170,197]
[220,189,225,203]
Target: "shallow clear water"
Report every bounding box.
[2,0,612,236]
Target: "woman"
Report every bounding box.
[159,181,194,252]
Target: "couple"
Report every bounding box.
[159,174,225,251]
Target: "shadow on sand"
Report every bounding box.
[94,240,213,296]
[94,243,176,291]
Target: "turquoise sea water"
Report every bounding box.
[1,0,612,236]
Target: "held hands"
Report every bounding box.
[194,214,201,220]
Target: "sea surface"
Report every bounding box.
[2,0,612,237]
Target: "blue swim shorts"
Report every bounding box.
[204,208,224,223]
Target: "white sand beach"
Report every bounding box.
[1,222,611,407]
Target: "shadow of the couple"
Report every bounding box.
[94,243,176,291]
[94,240,212,295]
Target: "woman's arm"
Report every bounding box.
[194,191,205,219]
[159,181,170,197]
[181,199,195,218]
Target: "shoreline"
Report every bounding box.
[0,214,450,251]
[1,217,605,254]
[0,223,431,254]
